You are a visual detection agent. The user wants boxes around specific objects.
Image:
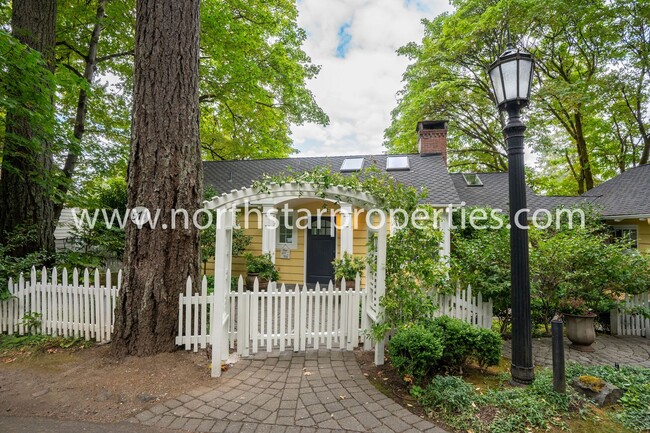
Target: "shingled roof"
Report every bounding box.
[581,164,650,217]
[203,154,461,205]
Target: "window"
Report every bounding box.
[386,156,410,171]
[277,213,297,249]
[310,217,333,236]
[612,225,638,249]
[340,158,364,172]
[462,173,483,186]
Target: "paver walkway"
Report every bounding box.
[502,335,650,368]
[130,349,446,433]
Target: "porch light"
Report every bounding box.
[488,46,534,109]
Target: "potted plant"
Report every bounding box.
[332,252,365,289]
[560,298,597,352]
[245,253,280,290]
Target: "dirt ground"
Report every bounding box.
[0,344,212,423]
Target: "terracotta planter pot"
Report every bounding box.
[335,279,356,290]
[246,273,269,291]
[564,313,596,352]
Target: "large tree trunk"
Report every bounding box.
[111,0,203,357]
[0,0,57,255]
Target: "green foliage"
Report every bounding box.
[411,376,474,416]
[451,205,650,334]
[388,325,444,383]
[332,252,365,282]
[64,176,127,268]
[385,0,650,193]
[413,370,578,433]
[425,316,502,370]
[245,253,280,281]
[20,312,42,335]
[0,334,94,352]
[0,227,51,291]
[568,364,650,432]
[199,0,328,160]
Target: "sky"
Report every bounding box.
[291,0,454,157]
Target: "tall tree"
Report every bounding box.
[0,0,57,255]
[111,0,203,356]
[386,0,647,194]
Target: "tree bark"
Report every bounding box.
[0,0,57,255]
[574,112,594,193]
[111,0,203,357]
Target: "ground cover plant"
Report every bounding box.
[407,362,649,433]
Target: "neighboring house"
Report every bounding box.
[580,165,650,252]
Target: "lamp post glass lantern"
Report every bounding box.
[488,45,535,385]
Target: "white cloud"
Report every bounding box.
[291,0,453,157]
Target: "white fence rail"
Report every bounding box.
[611,292,650,338]
[1,267,119,342]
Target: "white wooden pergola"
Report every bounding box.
[204,182,388,375]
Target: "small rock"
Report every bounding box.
[572,375,623,406]
[31,389,48,398]
[96,388,112,402]
[137,393,156,402]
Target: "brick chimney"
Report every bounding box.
[417,120,448,165]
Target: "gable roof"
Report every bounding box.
[203,154,462,205]
[581,164,650,217]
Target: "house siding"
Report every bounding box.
[608,219,650,253]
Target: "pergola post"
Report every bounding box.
[211,207,233,377]
[340,202,354,257]
[262,205,277,262]
[374,221,387,366]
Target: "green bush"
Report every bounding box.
[388,325,444,382]
[424,316,502,371]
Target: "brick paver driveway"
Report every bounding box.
[130,350,446,433]
[502,335,650,368]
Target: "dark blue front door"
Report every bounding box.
[306,217,336,284]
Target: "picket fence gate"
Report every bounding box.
[1,267,119,342]
[610,292,650,338]
[176,275,367,355]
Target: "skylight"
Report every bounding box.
[386,156,410,171]
[340,158,364,172]
[463,173,483,186]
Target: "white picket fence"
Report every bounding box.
[1,268,493,353]
[610,292,650,338]
[175,276,494,354]
[431,283,493,329]
[1,267,119,342]
[176,275,367,355]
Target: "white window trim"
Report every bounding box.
[613,224,638,249]
[276,211,298,250]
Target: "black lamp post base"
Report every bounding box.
[510,363,535,386]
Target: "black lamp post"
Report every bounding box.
[488,45,535,385]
